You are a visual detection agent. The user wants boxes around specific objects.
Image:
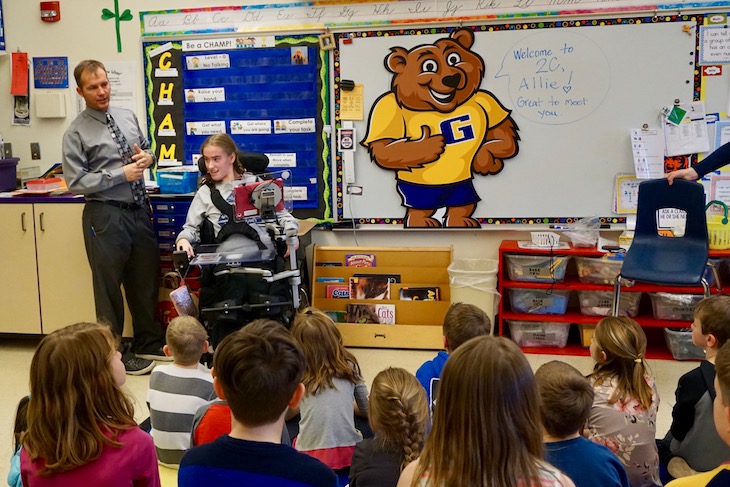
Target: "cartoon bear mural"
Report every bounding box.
[361,28,520,228]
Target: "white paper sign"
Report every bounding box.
[274,118,315,134]
[185,54,231,70]
[265,153,297,167]
[630,128,665,179]
[700,26,730,65]
[231,120,271,134]
[186,121,226,135]
[182,36,273,52]
[285,186,308,201]
[664,101,710,156]
[185,87,226,103]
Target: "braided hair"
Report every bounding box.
[369,367,429,470]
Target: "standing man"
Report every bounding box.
[63,59,165,374]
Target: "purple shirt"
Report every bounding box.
[21,427,160,487]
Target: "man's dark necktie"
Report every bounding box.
[106,112,147,205]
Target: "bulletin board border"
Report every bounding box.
[333,14,703,226]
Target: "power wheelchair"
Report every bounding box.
[173,152,305,348]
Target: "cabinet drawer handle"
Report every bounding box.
[21,212,26,232]
[39,212,45,232]
[374,333,386,339]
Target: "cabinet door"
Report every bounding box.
[34,204,97,334]
[0,204,41,333]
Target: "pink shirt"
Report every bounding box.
[21,427,160,487]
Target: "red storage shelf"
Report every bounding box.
[498,240,730,359]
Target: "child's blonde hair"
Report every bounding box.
[166,316,207,365]
[21,323,136,476]
[412,336,544,487]
[369,368,428,470]
[590,316,653,410]
[291,307,361,395]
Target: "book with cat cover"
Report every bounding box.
[326,284,350,299]
[349,276,391,300]
[346,303,396,324]
[399,286,440,301]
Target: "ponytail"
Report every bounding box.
[591,317,653,410]
[631,357,653,410]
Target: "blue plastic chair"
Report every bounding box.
[612,179,712,316]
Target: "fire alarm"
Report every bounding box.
[40,1,60,22]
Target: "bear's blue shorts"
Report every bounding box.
[397,179,481,209]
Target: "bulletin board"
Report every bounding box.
[335,15,701,225]
[142,35,330,220]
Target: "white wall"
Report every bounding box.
[0,0,627,251]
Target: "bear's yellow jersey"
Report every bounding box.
[362,91,510,185]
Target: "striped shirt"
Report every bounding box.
[147,363,215,467]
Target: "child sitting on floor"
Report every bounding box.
[659,295,730,478]
[586,317,661,487]
[535,360,630,487]
[20,322,159,486]
[349,367,428,487]
[178,319,336,486]
[147,316,214,467]
[291,307,369,485]
[415,302,490,408]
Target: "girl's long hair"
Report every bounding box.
[369,368,428,470]
[590,316,653,409]
[21,323,136,477]
[291,307,361,395]
[412,336,545,487]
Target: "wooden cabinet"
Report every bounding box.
[311,246,452,349]
[498,240,730,359]
[0,202,124,335]
[0,204,42,333]
[34,203,97,334]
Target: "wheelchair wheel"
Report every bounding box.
[297,287,310,311]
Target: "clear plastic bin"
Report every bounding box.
[574,255,624,285]
[578,290,641,317]
[506,320,570,348]
[664,328,705,360]
[505,254,569,283]
[508,288,570,315]
[650,293,703,321]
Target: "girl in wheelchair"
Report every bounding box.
[176,134,299,346]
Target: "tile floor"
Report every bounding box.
[0,335,697,485]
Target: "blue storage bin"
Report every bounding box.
[157,168,199,194]
[508,288,570,314]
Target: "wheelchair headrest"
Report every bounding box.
[198,151,270,175]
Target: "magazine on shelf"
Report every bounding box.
[349,276,391,299]
[399,286,440,301]
[346,303,396,324]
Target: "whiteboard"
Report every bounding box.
[337,19,697,224]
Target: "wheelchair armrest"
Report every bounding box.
[214,267,274,278]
